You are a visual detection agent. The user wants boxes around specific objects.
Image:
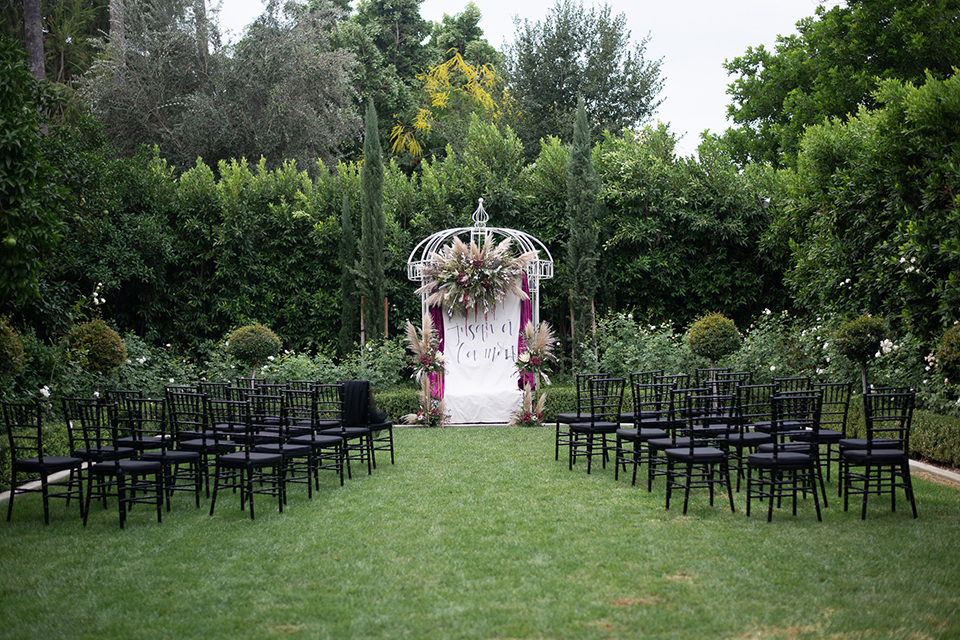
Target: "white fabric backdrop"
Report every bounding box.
[442,293,523,423]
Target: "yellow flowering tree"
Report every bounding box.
[391,50,508,160]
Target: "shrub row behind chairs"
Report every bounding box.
[556,369,917,522]
[2,379,394,527]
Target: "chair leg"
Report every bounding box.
[902,462,918,518]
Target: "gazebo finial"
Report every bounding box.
[472,198,489,228]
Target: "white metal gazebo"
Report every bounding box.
[406,198,554,323]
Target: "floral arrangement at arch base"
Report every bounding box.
[416,235,538,318]
[510,320,557,427]
[402,314,449,427]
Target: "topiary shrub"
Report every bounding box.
[686,312,741,365]
[67,318,127,375]
[0,315,25,379]
[225,323,282,382]
[834,315,886,393]
[935,324,960,377]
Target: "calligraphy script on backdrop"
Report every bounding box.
[446,317,519,365]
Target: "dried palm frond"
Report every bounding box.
[416,234,537,317]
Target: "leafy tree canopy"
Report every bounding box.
[724,0,960,167]
[504,0,664,160]
[774,71,960,339]
[79,0,360,173]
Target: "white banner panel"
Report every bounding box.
[442,293,523,423]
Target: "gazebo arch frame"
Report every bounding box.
[406,199,555,324]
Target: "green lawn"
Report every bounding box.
[1,426,959,639]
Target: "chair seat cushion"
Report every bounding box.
[14,456,84,473]
[254,443,312,457]
[842,448,908,464]
[368,420,393,433]
[217,451,284,468]
[648,436,693,450]
[570,421,620,434]
[747,451,812,468]
[179,439,236,453]
[556,412,587,424]
[141,449,201,463]
[320,426,370,438]
[91,459,162,475]
[725,432,773,448]
[73,446,135,462]
[290,434,343,447]
[839,438,899,450]
[757,442,815,454]
[616,427,668,441]
[664,446,726,462]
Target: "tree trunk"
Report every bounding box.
[195,0,208,75]
[23,0,45,81]
[110,0,125,55]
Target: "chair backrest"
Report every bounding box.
[65,397,112,452]
[736,383,777,430]
[313,383,344,428]
[695,368,731,387]
[813,381,852,435]
[208,397,250,453]
[3,400,44,463]
[574,373,608,415]
[862,387,915,454]
[198,382,231,400]
[656,373,691,389]
[717,371,754,385]
[773,376,811,392]
[116,396,168,449]
[257,382,286,395]
[679,390,731,450]
[106,389,142,406]
[247,392,283,429]
[629,370,664,388]
[286,380,315,392]
[236,377,258,390]
[281,388,314,428]
[165,391,210,441]
[630,381,672,425]
[587,377,625,425]
[770,390,823,457]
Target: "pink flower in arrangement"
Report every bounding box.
[529,355,542,367]
[482,278,491,289]
[472,259,484,269]
[457,272,470,286]
[419,354,434,367]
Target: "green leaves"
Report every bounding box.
[0,36,65,306]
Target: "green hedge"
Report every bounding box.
[374,384,578,426]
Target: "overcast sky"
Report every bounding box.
[218,0,832,155]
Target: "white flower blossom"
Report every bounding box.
[169,378,175,383]
[93,391,100,398]
[39,386,50,398]
[770,365,776,372]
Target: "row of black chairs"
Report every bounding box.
[3,379,394,526]
[556,369,917,521]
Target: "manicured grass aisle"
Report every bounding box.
[2,426,959,639]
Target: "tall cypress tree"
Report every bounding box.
[338,191,359,355]
[565,96,600,368]
[358,100,385,340]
